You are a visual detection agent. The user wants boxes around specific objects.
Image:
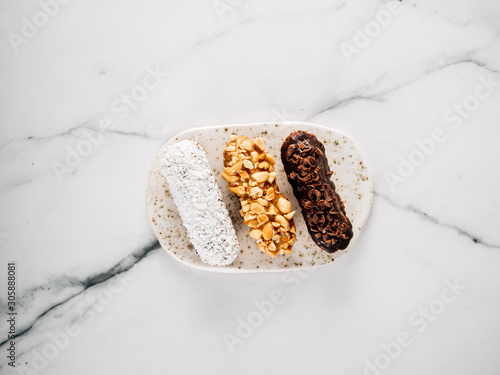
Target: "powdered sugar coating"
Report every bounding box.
[160,140,240,266]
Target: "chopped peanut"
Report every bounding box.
[223,136,296,256]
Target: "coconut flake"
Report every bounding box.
[160,140,239,266]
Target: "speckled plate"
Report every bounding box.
[146,122,373,273]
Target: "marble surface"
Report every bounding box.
[1,0,500,374]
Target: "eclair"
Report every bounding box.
[223,136,296,258]
[161,140,240,266]
[281,131,353,253]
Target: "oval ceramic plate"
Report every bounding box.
[146,122,373,273]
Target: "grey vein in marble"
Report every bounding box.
[0,240,160,347]
[311,58,500,118]
[375,192,500,250]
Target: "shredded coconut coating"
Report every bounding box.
[160,140,240,266]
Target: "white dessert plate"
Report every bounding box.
[146,122,373,273]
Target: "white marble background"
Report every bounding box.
[1,0,500,374]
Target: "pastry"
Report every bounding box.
[161,140,240,266]
[281,131,353,253]
[223,136,296,257]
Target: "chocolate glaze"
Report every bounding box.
[281,131,353,253]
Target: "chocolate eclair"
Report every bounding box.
[281,131,353,253]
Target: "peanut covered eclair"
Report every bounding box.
[161,140,240,266]
[223,136,296,257]
[281,131,353,253]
